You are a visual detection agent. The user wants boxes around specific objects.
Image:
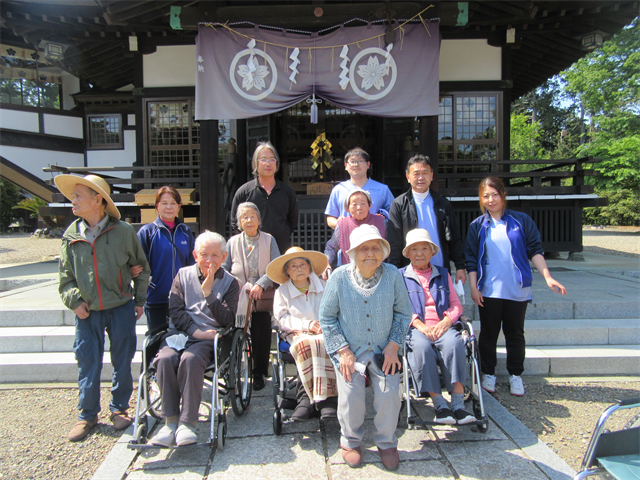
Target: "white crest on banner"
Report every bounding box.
[289,47,300,84]
[349,46,397,100]
[229,39,278,101]
[339,45,350,90]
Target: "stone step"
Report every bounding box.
[0,308,149,327]
[461,300,640,321]
[472,318,640,347]
[1,319,637,355]
[1,295,637,327]
[0,325,149,353]
[0,351,143,383]
[494,345,640,377]
[1,345,637,383]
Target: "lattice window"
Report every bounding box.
[437,93,501,184]
[146,99,231,182]
[87,114,122,149]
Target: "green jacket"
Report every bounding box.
[59,216,150,312]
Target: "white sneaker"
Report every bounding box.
[509,375,525,396]
[481,374,496,393]
[150,423,176,447]
[175,422,197,446]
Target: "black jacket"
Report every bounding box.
[231,178,299,254]
[387,188,465,271]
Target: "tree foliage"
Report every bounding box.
[511,18,640,225]
[0,179,21,231]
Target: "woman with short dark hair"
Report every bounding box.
[137,186,195,332]
[465,177,567,397]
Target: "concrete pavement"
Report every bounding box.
[94,381,575,480]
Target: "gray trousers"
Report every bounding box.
[334,349,400,450]
[153,340,214,424]
[406,327,466,395]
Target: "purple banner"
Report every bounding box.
[195,22,440,120]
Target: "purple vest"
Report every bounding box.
[338,213,386,265]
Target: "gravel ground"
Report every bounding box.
[0,386,137,480]
[495,379,640,472]
[0,228,638,479]
[0,234,62,265]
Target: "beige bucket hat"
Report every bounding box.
[266,246,328,285]
[54,174,120,219]
[345,224,390,259]
[402,228,439,258]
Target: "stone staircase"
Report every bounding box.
[1,277,639,383]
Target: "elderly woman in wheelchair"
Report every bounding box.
[149,231,239,447]
[400,229,475,425]
[267,247,338,422]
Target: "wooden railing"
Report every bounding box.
[436,156,601,197]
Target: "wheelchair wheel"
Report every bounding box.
[229,330,253,417]
[273,410,282,435]
[473,399,489,433]
[134,415,148,444]
[146,371,163,419]
[271,360,280,409]
[217,413,227,451]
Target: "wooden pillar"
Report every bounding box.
[419,116,439,192]
[199,119,223,234]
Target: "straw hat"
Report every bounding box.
[266,247,328,285]
[54,174,120,219]
[345,224,390,259]
[402,228,439,258]
[343,188,372,212]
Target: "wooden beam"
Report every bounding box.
[178,2,423,29]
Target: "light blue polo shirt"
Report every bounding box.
[482,216,532,302]
[413,190,444,268]
[324,179,394,219]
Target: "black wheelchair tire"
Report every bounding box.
[217,413,227,451]
[135,416,148,444]
[273,410,282,435]
[229,330,253,417]
[473,399,489,433]
[145,371,163,420]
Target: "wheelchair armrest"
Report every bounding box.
[458,316,472,326]
[217,323,234,338]
[146,322,169,337]
[619,396,640,407]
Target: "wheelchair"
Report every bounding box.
[127,319,252,451]
[270,326,300,435]
[574,396,640,480]
[401,316,489,432]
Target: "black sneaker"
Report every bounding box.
[253,373,265,391]
[454,408,476,425]
[434,407,456,425]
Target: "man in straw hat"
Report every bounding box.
[54,174,150,442]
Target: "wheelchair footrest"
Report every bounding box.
[408,417,489,428]
[278,398,297,411]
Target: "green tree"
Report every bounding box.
[0,179,21,231]
[562,17,640,224]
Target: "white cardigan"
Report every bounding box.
[273,271,325,333]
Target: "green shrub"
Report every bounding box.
[584,189,640,226]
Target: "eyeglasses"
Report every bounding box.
[287,263,309,271]
[258,157,277,164]
[347,160,367,166]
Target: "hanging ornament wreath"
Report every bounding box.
[310,133,333,179]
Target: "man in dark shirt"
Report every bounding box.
[230,141,299,253]
[149,230,239,448]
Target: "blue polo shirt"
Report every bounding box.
[325,179,394,219]
[413,190,444,268]
[482,217,532,301]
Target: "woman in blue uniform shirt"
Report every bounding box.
[137,186,195,332]
[464,177,566,397]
